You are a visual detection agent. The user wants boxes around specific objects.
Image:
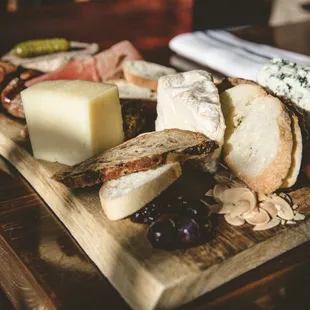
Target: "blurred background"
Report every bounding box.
[1,0,310,28]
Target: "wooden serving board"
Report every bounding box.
[0,112,310,310]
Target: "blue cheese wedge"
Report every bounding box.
[155,70,225,171]
[21,80,124,166]
[257,58,310,126]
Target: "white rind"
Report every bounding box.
[281,115,303,188]
[155,70,225,171]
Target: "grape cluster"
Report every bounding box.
[130,198,215,250]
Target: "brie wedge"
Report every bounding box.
[155,70,225,171]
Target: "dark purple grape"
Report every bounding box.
[147,216,180,250]
[182,200,211,222]
[165,197,185,213]
[131,201,162,224]
[177,217,200,245]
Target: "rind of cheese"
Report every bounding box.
[155,70,225,169]
[257,58,310,126]
[21,80,124,166]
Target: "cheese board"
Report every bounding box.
[0,39,310,310]
[0,111,309,310]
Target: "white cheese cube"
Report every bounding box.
[21,80,124,165]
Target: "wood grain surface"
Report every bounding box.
[0,104,309,310]
[1,3,310,309]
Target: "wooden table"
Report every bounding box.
[0,2,310,309]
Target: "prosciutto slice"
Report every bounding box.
[26,41,143,87]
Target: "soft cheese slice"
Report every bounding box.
[21,80,124,165]
[257,58,310,126]
[99,162,181,220]
[155,70,225,171]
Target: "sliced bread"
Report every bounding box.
[123,60,177,90]
[221,84,293,194]
[99,162,181,220]
[217,77,257,93]
[108,79,157,101]
[53,129,218,188]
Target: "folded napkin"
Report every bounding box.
[169,30,310,80]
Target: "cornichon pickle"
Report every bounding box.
[10,38,70,58]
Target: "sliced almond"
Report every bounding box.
[217,203,235,214]
[239,191,257,212]
[257,193,270,201]
[222,187,250,204]
[205,189,214,197]
[293,212,305,221]
[224,213,245,226]
[207,203,223,213]
[286,220,297,225]
[264,195,294,220]
[230,179,247,188]
[259,201,278,218]
[278,192,293,204]
[214,170,231,184]
[230,200,251,217]
[243,208,270,226]
[253,217,281,231]
[213,184,228,202]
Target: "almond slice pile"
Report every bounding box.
[204,176,305,231]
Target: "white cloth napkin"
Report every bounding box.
[169,30,310,80]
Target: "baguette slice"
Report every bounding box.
[53,129,218,188]
[221,85,293,194]
[108,79,157,101]
[217,77,257,94]
[123,60,177,90]
[99,162,181,220]
[217,76,309,141]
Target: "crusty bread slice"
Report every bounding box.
[217,77,309,141]
[221,85,293,194]
[123,60,177,90]
[220,84,267,142]
[99,162,181,220]
[217,77,257,93]
[281,114,303,188]
[53,129,218,188]
[108,79,157,101]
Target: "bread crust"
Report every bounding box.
[217,77,257,94]
[53,129,218,188]
[281,114,303,188]
[218,76,308,141]
[124,69,158,91]
[224,94,293,194]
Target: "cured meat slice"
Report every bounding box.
[26,41,143,87]
[25,57,100,87]
[94,40,143,81]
